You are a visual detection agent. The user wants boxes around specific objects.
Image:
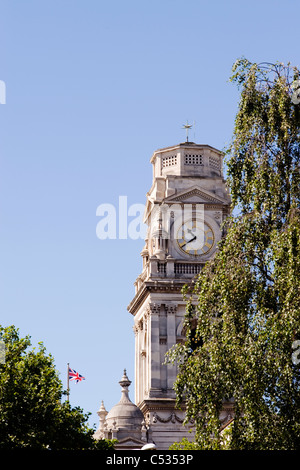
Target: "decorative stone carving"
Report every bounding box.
[133,324,139,336]
[148,303,161,315]
[165,304,177,315]
[153,412,184,424]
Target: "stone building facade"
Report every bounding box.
[95,140,232,450]
[94,370,147,450]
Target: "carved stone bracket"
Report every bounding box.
[148,303,161,316]
[132,324,139,336]
[133,318,144,335]
[165,304,177,315]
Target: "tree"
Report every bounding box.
[0,325,115,450]
[167,59,300,450]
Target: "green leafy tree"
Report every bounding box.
[0,325,115,450]
[169,438,201,450]
[167,59,300,450]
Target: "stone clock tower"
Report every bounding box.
[127,140,231,449]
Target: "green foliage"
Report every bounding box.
[94,438,118,450]
[169,438,201,450]
[0,325,116,450]
[167,59,300,450]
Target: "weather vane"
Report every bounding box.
[182,120,193,142]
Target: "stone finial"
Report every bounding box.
[97,400,108,418]
[119,369,132,403]
[97,400,108,434]
[119,369,131,389]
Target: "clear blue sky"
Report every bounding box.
[0,0,299,429]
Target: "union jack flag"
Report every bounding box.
[69,367,85,383]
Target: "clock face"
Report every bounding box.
[176,219,215,257]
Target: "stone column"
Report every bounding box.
[148,303,161,394]
[133,322,140,404]
[143,309,150,398]
[166,257,175,277]
[166,304,177,391]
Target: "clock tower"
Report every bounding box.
[127,140,231,449]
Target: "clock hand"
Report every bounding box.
[181,235,197,248]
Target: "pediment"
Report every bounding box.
[115,436,146,449]
[163,186,228,205]
[118,437,145,444]
[143,186,229,223]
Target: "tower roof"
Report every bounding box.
[148,142,225,183]
[105,370,144,429]
[150,142,224,163]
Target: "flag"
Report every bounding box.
[68,366,85,383]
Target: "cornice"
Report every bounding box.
[138,398,180,413]
[127,279,191,316]
[151,143,224,162]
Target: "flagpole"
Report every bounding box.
[67,362,70,402]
